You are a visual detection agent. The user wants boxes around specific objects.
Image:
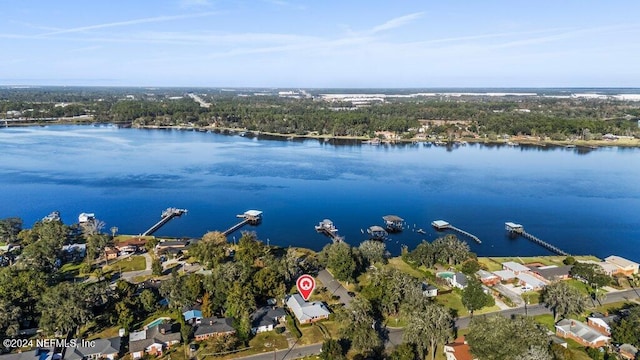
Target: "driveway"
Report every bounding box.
[493,283,524,307]
[317,269,354,307]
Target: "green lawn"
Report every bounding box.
[59,262,84,277]
[478,255,601,272]
[385,257,428,279]
[522,291,541,305]
[533,314,556,331]
[298,323,326,345]
[566,279,592,295]
[105,255,146,273]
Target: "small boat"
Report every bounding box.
[417,229,426,234]
[565,144,576,148]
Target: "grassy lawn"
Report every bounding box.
[522,291,541,305]
[566,279,592,295]
[248,331,288,352]
[533,314,556,331]
[105,255,146,273]
[385,257,428,279]
[298,323,326,345]
[478,255,601,272]
[113,235,155,243]
[59,262,84,277]
[592,301,637,315]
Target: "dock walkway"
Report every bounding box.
[505,222,569,256]
[431,220,482,244]
[142,208,187,236]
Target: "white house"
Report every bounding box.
[421,282,438,297]
[250,307,286,333]
[285,294,330,324]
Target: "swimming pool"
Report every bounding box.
[436,271,455,279]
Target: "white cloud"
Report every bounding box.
[369,12,425,34]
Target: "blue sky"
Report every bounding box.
[1,0,640,87]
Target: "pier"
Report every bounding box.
[367,226,388,240]
[142,208,188,236]
[222,210,263,236]
[505,222,569,256]
[315,219,344,243]
[382,215,404,232]
[431,220,482,244]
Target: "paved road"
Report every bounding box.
[317,269,353,307]
[222,343,322,360]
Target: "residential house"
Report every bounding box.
[285,294,331,324]
[587,313,619,336]
[443,336,476,360]
[104,247,118,261]
[449,272,468,290]
[0,348,55,360]
[155,240,188,254]
[250,307,286,334]
[129,323,181,359]
[604,256,639,276]
[582,260,620,276]
[529,265,573,282]
[555,319,610,348]
[618,344,639,360]
[183,309,203,325]
[194,317,235,341]
[62,244,87,260]
[476,270,500,286]
[64,337,121,360]
[114,238,146,254]
[502,262,530,275]
[515,273,548,291]
[421,282,438,297]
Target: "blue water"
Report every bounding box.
[0,125,639,261]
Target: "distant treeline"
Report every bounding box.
[1,88,639,139]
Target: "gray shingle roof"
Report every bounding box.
[556,319,610,344]
[129,323,181,353]
[194,317,235,336]
[251,307,286,328]
[286,294,330,323]
[65,337,121,360]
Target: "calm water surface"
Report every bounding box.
[0,125,639,261]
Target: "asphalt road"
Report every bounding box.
[225,343,322,360]
[317,269,353,307]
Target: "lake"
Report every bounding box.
[1,125,639,261]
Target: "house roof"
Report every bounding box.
[516,273,547,289]
[502,261,530,273]
[605,256,639,269]
[156,240,188,248]
[0,348,54,360]
[588,314,619,329]
[421,282,438,291]
[619,344,638,356]
[476,270,497,280]
[556,319,610,344]
[454,272,468,287]
[251,307,286,328]
[531,265,573,280]
[286,294,331,323]
[444,337,474,360]
[129,323,181,353]
[493,270,516,280]
[382,215,403,222]
[183,310,203,321]
[65,337,121,360]
[195,317,235,336]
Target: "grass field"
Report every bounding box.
[105,255,146,273]
[478,255,601,272]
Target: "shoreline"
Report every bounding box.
[3,120,640,148]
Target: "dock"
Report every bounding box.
[142,208,188,236]
[505,222,569,256]
[222,210,263,236]
[367,225,388,240]
[382,215,404,232]
[431,220,482,244]
[315,219,344,243]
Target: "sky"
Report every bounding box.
[1,0,640,88]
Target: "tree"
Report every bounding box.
[462,278,494,316]
[542,281,590,321]
[140,289,158,313]
[611,305,640,346]
[253,266,285,300]
[570,262,611,288]
[115,301,134,331]
[466,315,550,360]
[388,343,418,360]
[432,235,471,266]
[85,234,110,262]
[320,339,346,360]
[563,256,576,265]
[235,232,265,267]
[336,297,382,356]
[152,258,163,276]
[201,292,214,317]
[21,220,69,271]
[405,241,437,268]
[461,260,481,275]
[225,282,256,340]
[325,242,358,282]
[0,217,22,242]
[404,304,453,360]
[358,240,387,265]
[38,282,92,335]
[190,231,227,268]
[80,218,105,237]
[0,298,20,337]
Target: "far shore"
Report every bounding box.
[4,119,640,148]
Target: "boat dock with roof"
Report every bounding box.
[315,219,344,243]
[142,208,188,236]
[367,225,388,240]
[382,215,404,232]
[222,210,263,236]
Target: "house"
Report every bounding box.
[618,344,638,360]
[62,244,87,260]
[64,337,121,360]
[114,239,146,253]
[515,273,548,291]
[449,272,468,290]
[476,270,500,286]
[0,348,55,360]
[587,313,619,336]
[183,309,202,325]
[604,256,639,276]
[78,213,96,223]
[493,270,516,282]
[529,265,573,281]
[104,247,118,261]
[194,317,235,341]
[250,307,286,334]
[555,319,610,348]
[129,323,181,359]
[443,336,476,360]
[421,282,438,297]
[502,262,530,275]
[285,294,331,324]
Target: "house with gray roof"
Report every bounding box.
[421,282,438,297]
[448,272,468,289]
[250,307,286,334]
[0,348,55,360]
[555,319,610,348]
[502,261,530,274]
[529,265,573,281]
[64,337,121,360]
[587,313,620,336]
[194,317,235,341]
[129,323,181,359]
[285,294,330,324]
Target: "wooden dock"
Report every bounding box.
[222,210,263,236]
[505,222,569,256]
[431,220,482,244]
[142,208,187,236]
[315,219,344,243]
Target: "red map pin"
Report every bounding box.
[296,274,316,301]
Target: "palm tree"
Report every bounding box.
[542,281,589,321]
